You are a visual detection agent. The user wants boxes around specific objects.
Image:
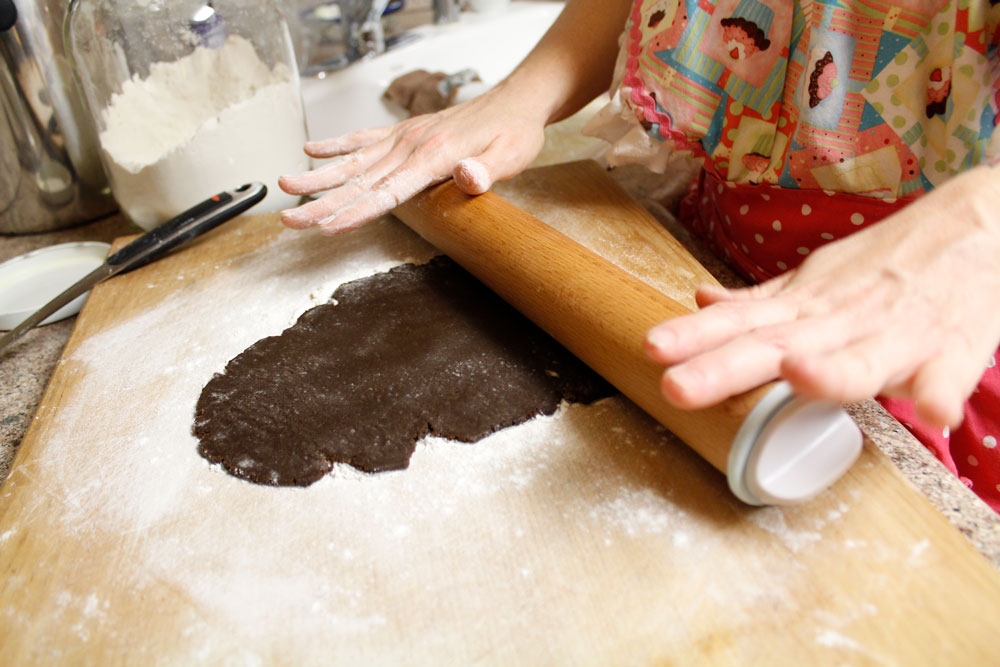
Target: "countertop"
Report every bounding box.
[3,171,1000,571]
[2,0,999,568]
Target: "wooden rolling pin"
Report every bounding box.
[394,163,861,505]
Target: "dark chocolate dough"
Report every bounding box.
[384,69,481,116]
[193,256,615,486]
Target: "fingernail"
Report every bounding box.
[454,158,490,195]
[277,176,300,193]
[646,327,675,351]
[280,211,310,230]
[666,365,701,391]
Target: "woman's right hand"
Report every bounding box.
[277,83,549,236]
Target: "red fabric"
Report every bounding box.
[679,169,1000,513]
[680,169,915,283]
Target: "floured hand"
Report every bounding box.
[644,164,1000,429]
[277,84,548,235]
[277,0,630,235]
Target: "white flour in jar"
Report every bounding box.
[99,35,309,229]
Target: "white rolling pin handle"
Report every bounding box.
[727,382,863,506]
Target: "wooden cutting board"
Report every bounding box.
[2,161,999,664]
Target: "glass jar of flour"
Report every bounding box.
[66,0,308,230]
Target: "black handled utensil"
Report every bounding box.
[0,182,267,354]
[0,0,16,32]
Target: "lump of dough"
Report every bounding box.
[383,69,481,116]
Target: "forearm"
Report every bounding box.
[497,0,632,126]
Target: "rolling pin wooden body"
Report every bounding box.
[394,169,861,504]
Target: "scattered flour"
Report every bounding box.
[815,629,890,664]
[99,35,308,229]
[748,506,823,554]
[588,487,682,537]
[908,538,932,567]
[2,211,925,662]
[816,629,867,652]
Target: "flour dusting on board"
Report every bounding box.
[7,213,908,663]
[814,629,889,663]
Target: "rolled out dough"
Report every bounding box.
[193,256,615,485]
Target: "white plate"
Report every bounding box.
[0,242,111,330]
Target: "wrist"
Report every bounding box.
[949,162,1000,236]
[493,64,574,127]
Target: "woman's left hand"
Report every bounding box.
[644,164,1000,429]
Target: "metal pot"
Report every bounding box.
[0,0,116,234]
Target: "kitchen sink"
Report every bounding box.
[300,2,564,143]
